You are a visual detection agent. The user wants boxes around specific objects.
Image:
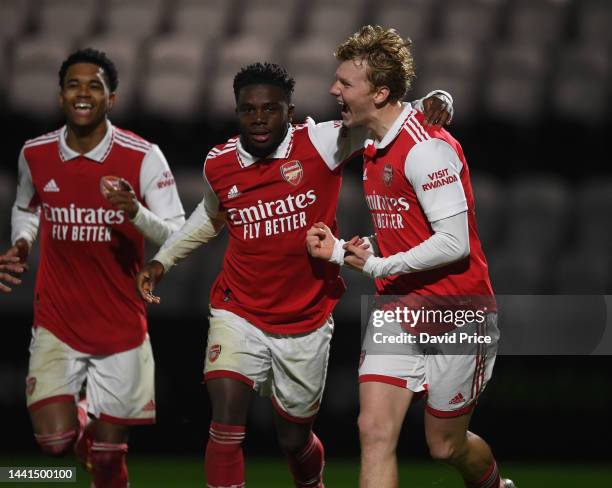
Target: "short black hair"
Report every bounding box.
[58,48,119,92]
[233,62,295,102]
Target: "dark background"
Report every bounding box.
[1,0,611,462]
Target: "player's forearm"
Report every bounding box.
[363,213,469,279]
[152,201,224,272]
[11,204,39,250]
[130,202,185,246]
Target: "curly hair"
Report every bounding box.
[58,48,119,92]
[335,25,415,102]
[233,62,295,102]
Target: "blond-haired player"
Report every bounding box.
[307,25,515,488]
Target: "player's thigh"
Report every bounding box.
[207,378,253,425]
[424,408,473,455]
[204,308,271,389]
[87,336,155,425]
[268,316,334,421]
[26,327,87,435]
[424,314,499,418]
[359,381,414,444]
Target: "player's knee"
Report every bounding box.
[358,412,395,448]
[35,429,77,457]
[277,431,311,456]
[427,437,464,463]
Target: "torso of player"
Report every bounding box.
[204,124,345,334]
[23,127,149,354]
[363,112,494,300]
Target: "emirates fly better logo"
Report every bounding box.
[280,160,303,186]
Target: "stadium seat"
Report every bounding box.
[8,37,72,119]
[504,173,569,255]
[439,0,503,43]
[215,35,280,78]
[291,72,339,121]
[0,0,30,42]
[142,36,210,121]
[283,37,338,76]
[76,36,141,122]
[483,43,549,123]
[506,0,570,46]
[576,0,612,46]
[552,43,611,123]
[169,0,231,39]
[470,172,505,252]
[0,170,15,244]
[575,177,612,253]
[416,41,482,122]
[208,70,237,119]
[372,0,434,44]
[553,249,612,294]
[303,1,367,42]
[102,0,165,41]
[488,246,547,293]
[35,0,99,40]
[237,0,300,41]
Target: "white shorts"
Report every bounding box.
[204,308,334,422]
[359,313,499,417]
[26,326,156,425]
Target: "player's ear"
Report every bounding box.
[107,92,116,112]
[373,85,391,105]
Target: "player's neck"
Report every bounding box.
[65,120,109,154]
[367,102,404,142]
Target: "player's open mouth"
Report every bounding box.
[339,100,350,116]
[74,102,93,114]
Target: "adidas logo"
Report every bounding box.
[43,179,60,192]
[227,185,240,199]
[449,392,465,405]
[142,400,156,412]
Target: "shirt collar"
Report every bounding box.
[236,124,294,167]
[58,120,114,163]
[363,102,413,154]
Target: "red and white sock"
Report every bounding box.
[34,429,77,456]
[90,441,129,488]
[286,433,325,488]
[204,421,246,488]
[465,460,501,488]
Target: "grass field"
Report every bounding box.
[2,454,612,487]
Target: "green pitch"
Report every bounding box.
[2,454,612,487]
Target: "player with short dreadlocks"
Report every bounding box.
[137,62,451,487]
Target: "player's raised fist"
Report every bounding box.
[136,260,165,305]
[100,175,139,218]
[306,222,335,260]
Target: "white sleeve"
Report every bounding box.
[11,148,40,248]
[129,144,186,246]
[307,117,368,171]
[152,159,223,272]
[362,211,469,278]
[404,138,467,222]
[411,90,454,122]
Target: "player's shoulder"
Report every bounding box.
[112,126,153,154]
[23,128,62,150]
[205,136,239,162]
[402,110,458,149]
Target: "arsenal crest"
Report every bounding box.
[208,344,222,363]
[383,163,393,187]
[280,160,304,186]
[26,376,36,396]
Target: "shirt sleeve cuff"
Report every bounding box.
[330,238,346,265]
[363,255,385,278]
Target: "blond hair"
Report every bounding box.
[335,25,415,102]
